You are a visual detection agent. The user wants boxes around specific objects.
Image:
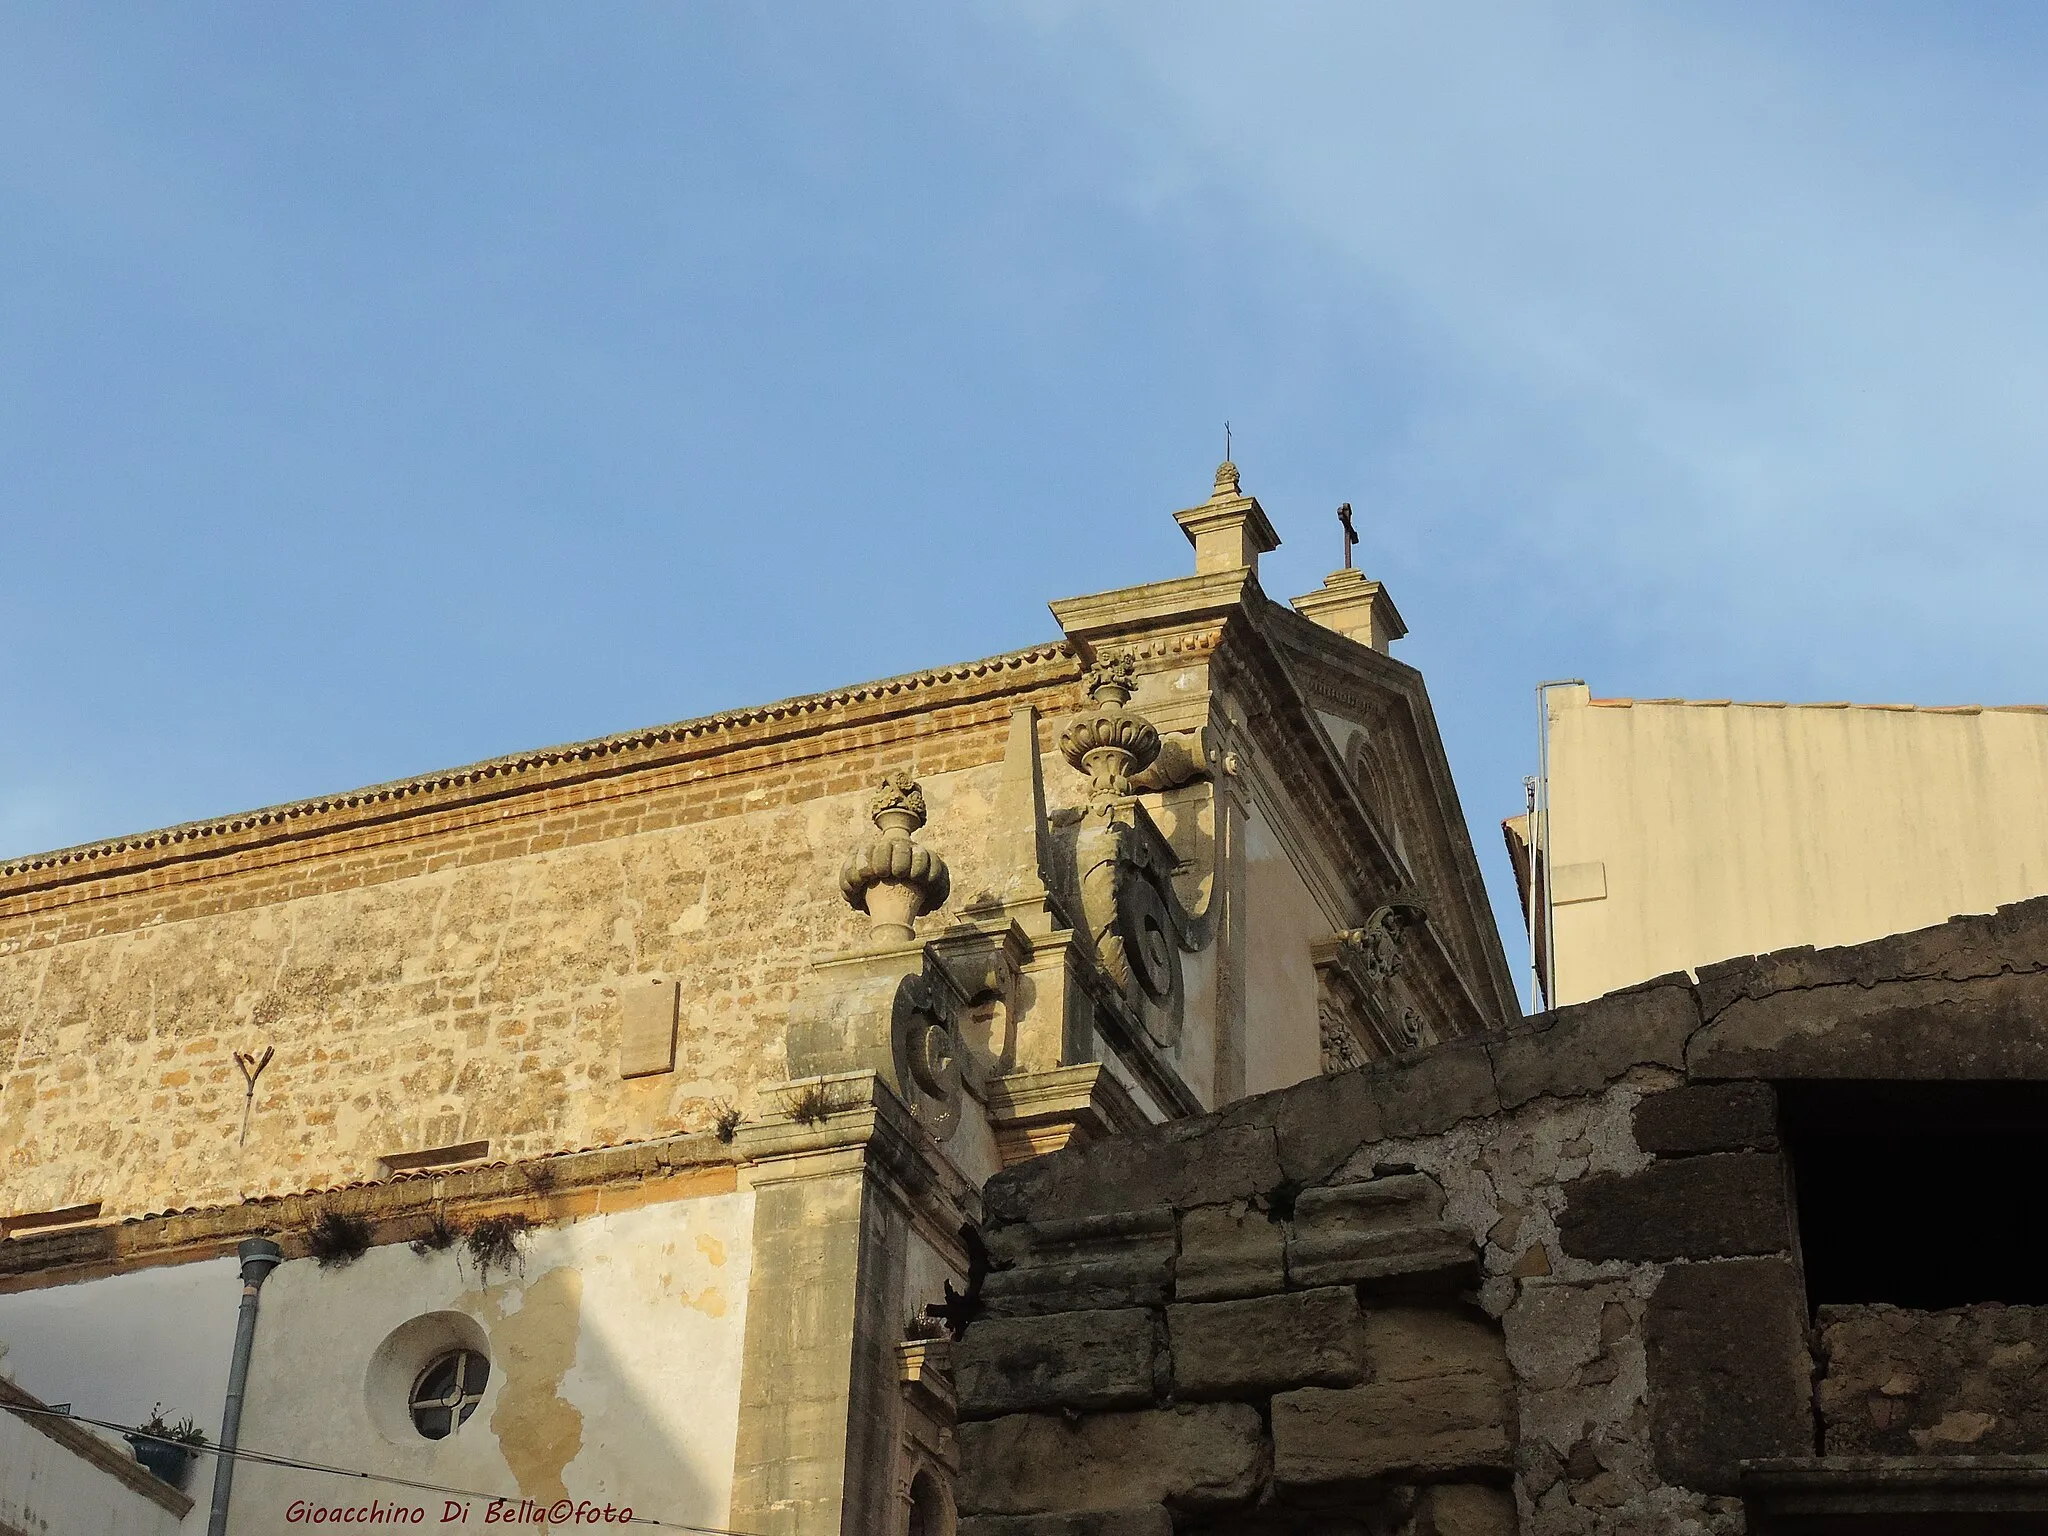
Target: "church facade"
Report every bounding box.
[0,465,1515,1536]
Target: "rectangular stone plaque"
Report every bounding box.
[619,977,680,1078]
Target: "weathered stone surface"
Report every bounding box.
[1175,1201,1284,1302]
[958,1404,1266,1515]
[1419,1483,1516,1536]
[1644,1257,1812,1494]
[1285,1173,1476,1289]
[1363,1305,1510,1387]
[985,1120,1283,1226]
[1557,1152,1791,1261]
[1815,1302,2048,1456]
[980,1207,1177,1317]
[1688,968,2048,1082]
[956,1307,1158,1419]
[1168,1287,1365,1399]
[1376,1038,1499,1138]
[1693,895,2048,1022]
[1268,1066,1385,1185]
[959,1511,1172,1536]
[1632,1081,1777,1155]
[1271,1375,1512,1488]
[1490,978,1698,1110]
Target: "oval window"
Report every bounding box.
[408,1348,490,1440]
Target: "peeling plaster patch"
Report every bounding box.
[696,1233,727,1266]
[688,1286,727,1317]
[485,1265,586,1508]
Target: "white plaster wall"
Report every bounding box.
[212,1193,753,1536]
[0,1256,241,1448]
[1242,811,1331,1096]
[0,1412,184,1536]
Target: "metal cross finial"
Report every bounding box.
[1338,502,1359,569]
[1224,421,1231,461]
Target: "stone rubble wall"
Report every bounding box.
[1816,1303,2048,1456]
[959,896,2048,1536]
[955,1157,1518,1535]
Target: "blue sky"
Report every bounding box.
[5,5,2045,991]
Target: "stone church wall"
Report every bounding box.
[0,652,1077,1220]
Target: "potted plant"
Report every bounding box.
[128,1404,207,1491]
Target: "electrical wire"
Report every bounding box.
[3,1400,763,1535]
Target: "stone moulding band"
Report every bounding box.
[0,642,1079,889]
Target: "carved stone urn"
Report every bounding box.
[1059,655,1161,800]
[839,771,951,941]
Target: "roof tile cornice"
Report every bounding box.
[1,642,1077,888]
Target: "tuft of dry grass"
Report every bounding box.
[465,1213,531,1281]
[786,1084,833,1125]
[410,1212,462,1256]
[307,1209,373,1269]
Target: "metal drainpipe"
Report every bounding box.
[206,1236,283,1536]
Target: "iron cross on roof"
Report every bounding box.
[1338,502,1359,569]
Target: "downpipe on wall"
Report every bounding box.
[206,1236,283,1536]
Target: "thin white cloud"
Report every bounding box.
[982,3,2048,696]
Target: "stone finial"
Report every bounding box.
[839,771,951,941]
[1059,654,1162,800]
[1175,462,1280,576]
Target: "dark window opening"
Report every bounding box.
[1781,1080,2048,1309]
[409,1348,490,1440]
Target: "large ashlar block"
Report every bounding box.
[1364,1305,1512,1387]
[1285,1174,1476,1289]
[957,1404,1266,1516]
[1270,1375,1512,1489]
[1168,1287,1366,1399]
[1175,1201,1285,1301]
[955,1307,1158,1419]
[980,1207,1178,1318]
[1557,1152,1791,1262]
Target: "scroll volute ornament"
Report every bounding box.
[1059,654,1162,800]
[840,771,952,941]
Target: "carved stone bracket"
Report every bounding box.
[1073,798,1211,1051]
[786,946,967,1141]
[1054,652,1218,1057]
[1313,901,1431,1068]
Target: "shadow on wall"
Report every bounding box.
[0,1256,242,1443]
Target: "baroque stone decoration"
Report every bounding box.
[1057,651,1215,1052]
[1057,654,1161,800]
[1314,900,1431,1068]
[839,769,952,941]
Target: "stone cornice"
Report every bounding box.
[1049,569,1258,650]
[0,642,1078,899]
[0,1075,989,1294]
[1261,606,1523,1027]
[0,1131,742,1291]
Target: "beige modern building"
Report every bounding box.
[0,463,1516,1536]
[1507,683,2048,1007]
